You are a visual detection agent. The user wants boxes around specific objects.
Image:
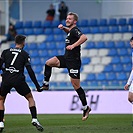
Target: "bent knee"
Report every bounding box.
[45,60,51,65]
[46,56,60,67]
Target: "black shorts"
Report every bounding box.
[56,55,81,79]
[0,77,31,96]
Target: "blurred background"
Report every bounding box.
[0,0,133,91]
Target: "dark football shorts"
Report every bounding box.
[56,55,81,79]
[0,78,31,96]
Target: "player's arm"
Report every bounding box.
[124,68,133,90]
[26,65,42,92]
[66,34,87,50]
[58,24,69,33]
[73,34,87,47]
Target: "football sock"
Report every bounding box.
[76,87,87,106]
[30,106,37,119]
[0,110,4,122]
[44,64,52,82]
[83,105,88,110]
[43,81,49,85]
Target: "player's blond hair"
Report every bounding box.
[67,12,78,21]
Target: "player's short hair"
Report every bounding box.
[67,12,78,21]
[130,37,133,42]
[15,35,26,44]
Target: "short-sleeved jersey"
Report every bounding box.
[64,26,82,60]
[1,47,31,80]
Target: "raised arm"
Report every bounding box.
[58,24,69,33]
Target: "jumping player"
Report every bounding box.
[40,12,91,121]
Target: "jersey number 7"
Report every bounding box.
[10,52,18,65]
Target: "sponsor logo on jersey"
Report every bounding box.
[6,67,19,73]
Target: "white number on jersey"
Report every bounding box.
[10,52,18,65]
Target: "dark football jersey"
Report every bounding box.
[64,26,82,60]
[1,47,31,80]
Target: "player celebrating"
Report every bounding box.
[0,35,43,132]
[40,12,91,121]
[124,37,133,104]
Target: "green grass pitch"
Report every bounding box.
[3,114,133,133]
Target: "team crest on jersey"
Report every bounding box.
[65,39,70,43]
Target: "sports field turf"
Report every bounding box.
[2,114,133,133]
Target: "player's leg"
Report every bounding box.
[16,82,43,132]
[70,77,91,121]
[24,92,44,132]
[128,85,133,126]
[0,83,10,132]
[0,95,6,132]
[41,56,64,90]
[68,59,91,120]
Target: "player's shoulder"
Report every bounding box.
[73,26,80,30]
[71,26,82,36]
[71,26,81,32]
[21,49,29,56]
[2,48,10,54]
[3,48,10,52]
[21,49,28,54]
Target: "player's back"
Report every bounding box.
[1,47,30,81]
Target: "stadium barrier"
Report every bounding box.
[5,90,132,114]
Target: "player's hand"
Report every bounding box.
[124,84,130,90]
[58,24,64,29]
[66,45,74,50]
